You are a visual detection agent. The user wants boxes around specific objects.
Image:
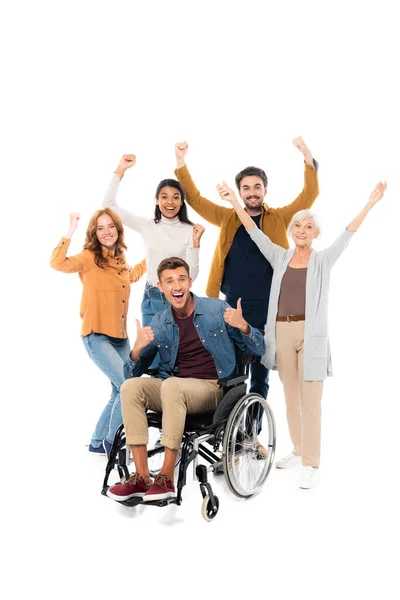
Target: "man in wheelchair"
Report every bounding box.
[107,256,266,504]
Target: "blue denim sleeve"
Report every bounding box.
[123,344,158,379]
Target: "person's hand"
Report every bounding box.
[134,319,154,351]
[367,181,387,207]
[115,154,136,178]
[175,141,189,161]
[66,212,80,237]
[216,181,238,204]
[292,136,312,163]
[223,299,250,334]
[192,224,205,248]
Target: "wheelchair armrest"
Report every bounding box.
[218,374,248,388]
[144,368,160,377]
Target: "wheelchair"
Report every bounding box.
[101,351,276,521]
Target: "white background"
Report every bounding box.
[2,1,399,599]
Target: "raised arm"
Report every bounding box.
[174,142,231,226]
[216,182,286,268]
[325,181,387,267]
[50,213,91,273]
[103,154,147,233]
[278,137,320,226]
[185,224,205,282]
[347,181,387,231]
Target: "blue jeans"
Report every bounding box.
[82,333,131,446]
[141,282,168,326]
[141,283,168,368]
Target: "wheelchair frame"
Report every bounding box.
[101,352,276,520]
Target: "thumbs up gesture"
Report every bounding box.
[130,319,155,360]
[223,299,250,334]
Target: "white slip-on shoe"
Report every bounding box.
[298,465,319,489]
[275,453,302,469]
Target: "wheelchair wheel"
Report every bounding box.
[222,393,276,498]
[201,495,219,521]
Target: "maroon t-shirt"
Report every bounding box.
[175,313,218,379]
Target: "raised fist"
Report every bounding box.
[69,212,81,233]
[192,223,205,248]
[292,137,311,158]
[118,154,136,171]
[175,141,189,161]
[367,181,387,207]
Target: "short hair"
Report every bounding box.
[235,166,268,190]
[157,257,190,281]
[287,210,321,236]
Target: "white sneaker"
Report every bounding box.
[298,466,319,489]
[275,453,301,469]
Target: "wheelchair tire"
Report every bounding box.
[201,495,219,521]
[222,393,276,498]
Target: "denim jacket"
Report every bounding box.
[124,294,266,380]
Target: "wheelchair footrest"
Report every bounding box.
[102,487,177,508]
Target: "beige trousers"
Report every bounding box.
[120,377,223,450]
[275,321,323,467]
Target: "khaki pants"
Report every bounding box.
[120,377,223,450]
[276,321,323,467]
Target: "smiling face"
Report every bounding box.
[156,186,183,219]
[291,217,319,248]
[96,213,118,252]
[239,176,267,212]
[157,266,193,311]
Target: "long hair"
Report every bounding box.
[83,208,127,268]
[154,179,194,225]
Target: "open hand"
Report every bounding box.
[216,181,237,204]
[223,299,250,333]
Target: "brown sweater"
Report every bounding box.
[50,237,146,338]
[174,164,319,297]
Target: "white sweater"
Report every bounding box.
[103,174,199,286]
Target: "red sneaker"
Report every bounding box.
[143,474,176,502]
[107,473,151,502]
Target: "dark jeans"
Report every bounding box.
[226,296,270,433]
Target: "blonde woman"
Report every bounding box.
[217,180,387,488]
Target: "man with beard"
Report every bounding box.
[173,139,319,411]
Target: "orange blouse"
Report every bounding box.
[50,237,146,338]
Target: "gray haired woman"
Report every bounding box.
[217,180,387,489]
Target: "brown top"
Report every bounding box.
[277,266,307,317]
[175,313,218,379]
[50,237,146,338]
[174,163,319,297]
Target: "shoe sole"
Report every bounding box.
[275,460,302,469]
[143,491,176,502]
[106,490,145,501]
